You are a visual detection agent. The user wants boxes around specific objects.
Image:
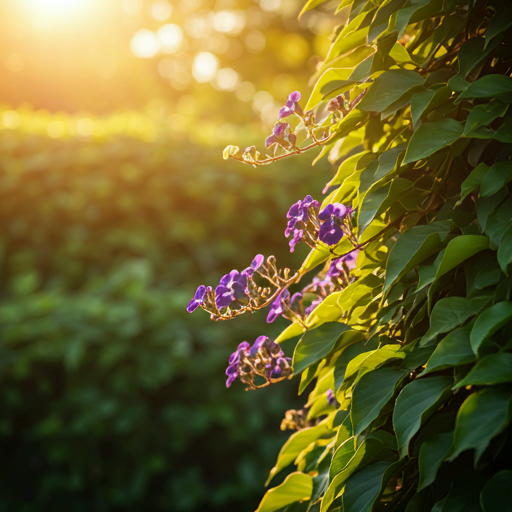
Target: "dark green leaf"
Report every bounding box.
[451,386,512,464]
[421,297,486,345]
[459,163,489,202]
[457,37,502,79]
[433,235,490,282]
[470,302,512,354]
[403,119,463,165]
[454,353,512,388]
[384,221,451,293]
[475,188,507,232]
[463,102,508,136]
[411,86,451,129]
[480,470,512,512]
[351,368,408,435]
[358,69,425,113]
[480,161,512,197]
[423,324,475,374]
[393,376,453,457]
[293,323,352,375]
[418,431,453,490]
[498,224,512,274]
[458,74,512,104]
[359,178,412,233]
[343,460,403,512]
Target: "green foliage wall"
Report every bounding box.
[196,0,512,511]
[0,124,329,511]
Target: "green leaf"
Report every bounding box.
[451,386,512,464]
[418,431,453,491]
[485,197,512,248]
[321,435,395,512]
[374,143,407,182]
[463,102,508,136]
[476,188,508,232]
[403,119,463,165]
[384,221,451,293]
[299,245,331,274]
[480,470,512,512]
[423,324,476,374]
[343,460,403,512]
[299,0,329,18]
[458,74,512,104]
[454,353,512,388]
[498,224,512,274]
[276,322,305,344]
[342,344,404,392]
[457,36,502,79]
[351,368,408,435]
[367,0,407,42]
[470,302,512,355]
[358,69,425,113]
[329,437,357,482]
[480,161,512,197]
[421,297,486,345]
[411,86,451,129]
[268,423,333,483]
[393,375,453,458]
[395,0,430,36]
[433,235,490,282]
[358,178,412,233]
[459,163,490,203]
[485,8,512,48]
[293,323,352,375]
[305,291,343,328]
[306,68,355,111]
[256,472,313,512]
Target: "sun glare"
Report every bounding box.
[29,0,88,15]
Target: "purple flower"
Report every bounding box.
[327,251,359,278]
[265,122,295,149]
[250,335,270,357]
[215,270,249,308]
[242,254,265,277]
[226,341,251,388]
[289,229,304,252]
[267,290,290,323]
[187,285,209,313]
[285,195,320,252]
[327,389,339,407]
[305,297,323,316]
[318,203,352,246]
[278,91,303,119]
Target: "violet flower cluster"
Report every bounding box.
[327,388,339,407]
[284,195,354,252]
[265,250,359,324]
[187,253,297,320]
[225,336,293,389]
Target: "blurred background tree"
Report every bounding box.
[0,0,345,510]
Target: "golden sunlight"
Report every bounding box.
[28,0,88,14]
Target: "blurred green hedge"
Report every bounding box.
[0,120,330,511]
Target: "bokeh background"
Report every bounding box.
[0,0,342,511]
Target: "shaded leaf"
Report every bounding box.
[384,221,451,293]
[351,368,408,435]
[421,297,486,345]
[293,323,352,375]
[418,431,453,490]
[423,324,475,374]
[403,119,463,165]
[458,74,512,103]
[454,353,512,388]
[463,102,508,136]
[498,224,512,274]
[393,376,453,457]
[470,302,512,354]
[480,161,512,197]
[459,163,489,202]
[451,386,512,464]
[480,470,512,512]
